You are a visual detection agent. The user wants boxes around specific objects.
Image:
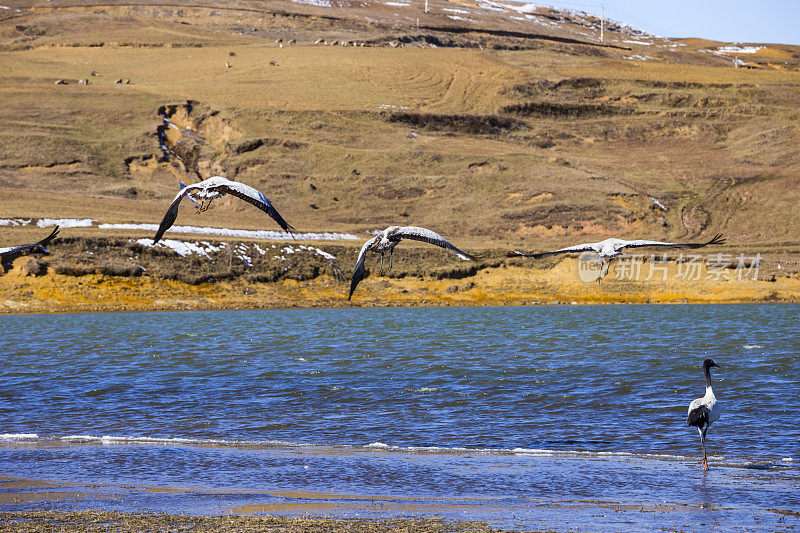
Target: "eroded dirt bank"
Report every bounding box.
[2,261,798,314]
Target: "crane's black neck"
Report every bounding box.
[704,365,713,389]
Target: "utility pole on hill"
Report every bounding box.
[425,0,429,14]
[600,2,604,43]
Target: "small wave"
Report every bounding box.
[0,433,38,441]
[0,434,759,466]
[510,447,689,461]
[743,344,763,349]
[56,434,313,448]
[53,435,680,460]
[405,386,438,393]
[62,435,102,442]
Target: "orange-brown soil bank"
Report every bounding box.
[2,260,798,314]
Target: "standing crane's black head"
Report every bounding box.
[703,359,719,371]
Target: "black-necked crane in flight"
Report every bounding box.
[153,176,294,244]
[348,226,474,299]
[516,233,725,279]
[0,226,60,267]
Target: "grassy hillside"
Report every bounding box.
[1,0,799,303]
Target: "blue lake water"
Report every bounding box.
[1,304,799,531]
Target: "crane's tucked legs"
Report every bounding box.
[601,258,611,279]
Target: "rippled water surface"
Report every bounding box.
[1,304,799,530]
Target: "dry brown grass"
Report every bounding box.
[1,0,800,293]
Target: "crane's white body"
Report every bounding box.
[687,387,721,431]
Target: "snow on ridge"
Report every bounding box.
[136,238,219,258]
[37,218,95,228]
[135,239,338,261]
[5,217,357,242]
[623,39,652,46]
[475,1,506,12]
[504,1,540,14]
[442,7,470,14]
[0,218,32,227]
[717,45,763,54]
[288,0,333,6]
[100,223,358,241]
[623,54,653,62]
[500,1,653,37]
[376,104,410,110]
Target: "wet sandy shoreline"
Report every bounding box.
[2,458,799,532]
[0,510,501,532]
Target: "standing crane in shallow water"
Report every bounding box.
[687,358,722,472]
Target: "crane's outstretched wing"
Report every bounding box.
[153,186,195,244]
[514,241,600,259]
[348,236,380,300]
[624,233,726,250]
[0,226,60,262]
[213,182,295,233]
[394,226,474,260]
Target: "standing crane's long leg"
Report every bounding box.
[701,427,709,472]
[379,253,384,273]
[389,249,394,270]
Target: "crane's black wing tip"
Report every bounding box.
[709,233,726,245]
[347,285,358,300]
[40,226,60,243]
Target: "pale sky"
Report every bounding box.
[529,1,800,45]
